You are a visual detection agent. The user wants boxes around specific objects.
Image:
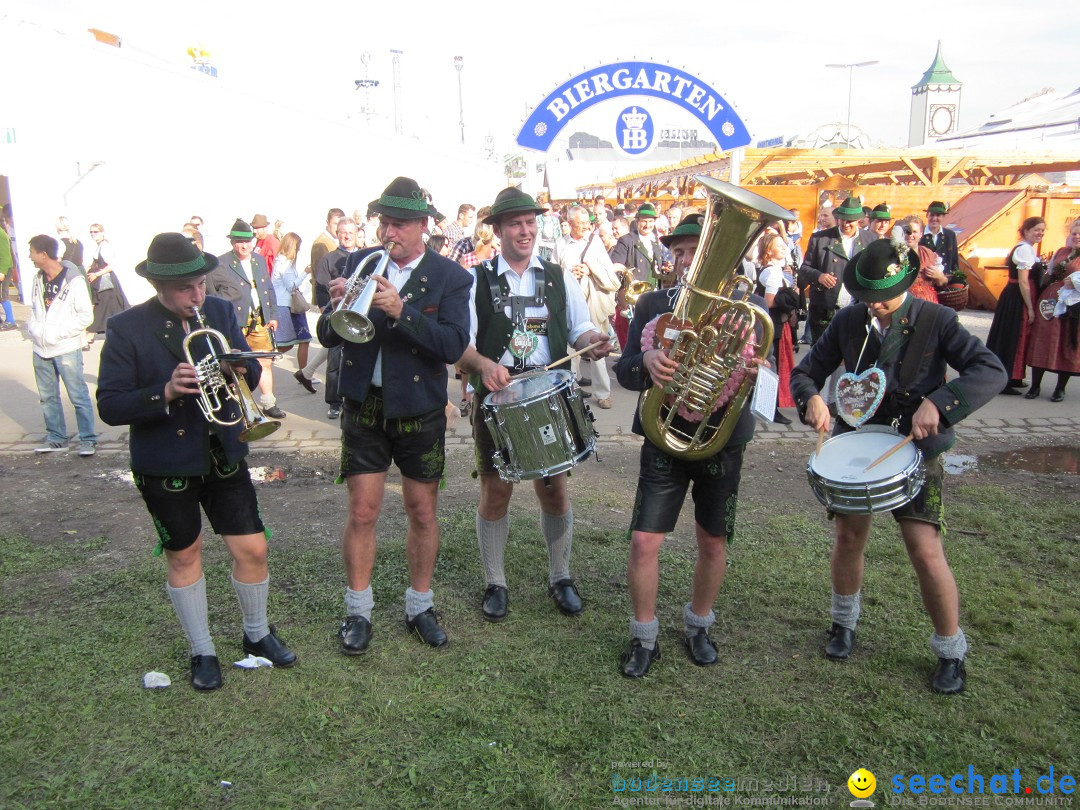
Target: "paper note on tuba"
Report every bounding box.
[750,366,779,422]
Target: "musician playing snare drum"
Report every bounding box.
[457,187,612,623]
[790,237,1006,694]
[96,233,297,691]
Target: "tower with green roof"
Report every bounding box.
[908,41,963,146]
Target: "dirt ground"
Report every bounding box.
[3,433,1076,564]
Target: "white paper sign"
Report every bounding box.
[750,366,779,422]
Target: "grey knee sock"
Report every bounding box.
[541,507,573,585]
[345,586,374,620]
[477,512,509,588]
[683,603,716,638]
[630,618,660,651]
[930,628,968,659]
[231,576,270,642]
[405,587,434,621]
[831,590,861,631]
[167,577,216,657]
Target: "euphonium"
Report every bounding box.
[622,280,654,318]
[183,306,281,442]
[639,175,795,460]
[330,244,394,342]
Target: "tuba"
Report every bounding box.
[639,175,794,460]
[183,307,281,442]
[330,244,393,342]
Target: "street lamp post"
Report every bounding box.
[454,55,464,145]
[825,60,879,148]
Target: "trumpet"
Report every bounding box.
[330,243,394,342]
[183,306,281,442]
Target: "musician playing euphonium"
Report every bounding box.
[97,233,297,692]
[614,215,769,678]
[457,188,613,624]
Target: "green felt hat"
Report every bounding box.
[660,213,704,247]
[371,177,437,220]
[843,237,921,303]
[869,203,892,221]
[927,200,949,215]
[833,196,864,221]
[226,219,254,241]
[483,187,548,225]
[636,203,658,219]
[136,232,218,280]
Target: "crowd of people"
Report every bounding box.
[10,179,1077,698]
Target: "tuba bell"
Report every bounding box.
[183,306,281,442]
[638,175,794,460]
[330,244,393,342]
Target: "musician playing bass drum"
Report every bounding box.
[790,237,1005,695]
[457,188,612,623]
[97,233,297,692]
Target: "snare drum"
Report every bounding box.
[481,369,596,483]
[807,425,925,515]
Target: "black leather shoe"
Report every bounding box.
[339,615,372,655]
[1000,386,1022,396]
[578,377,593,386]
[190,654,222,691]
[294,369,317,394]
[825,623,855,660]
[406,607,448,647]
[773,411,792,426]
[482,585,508,622]
[1023,387,1041,399]
[549,578,584,616]
[621,639,661,678]
[243,626,297,667]
[263,405,287,419]
[1051,389,1066,403]
[931,657,966,695]
[684,628,719,666]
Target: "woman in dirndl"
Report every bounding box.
[986,217,1047,394]
[270,232,312,370]
[756,233,797,424]
[898,216,951,304]
[86,223,130,343]
[1025,219,1080,402]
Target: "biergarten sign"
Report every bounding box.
[516,61,749,156]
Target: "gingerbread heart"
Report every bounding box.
[835,367,886,428]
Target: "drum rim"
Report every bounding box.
[483,368,574,407]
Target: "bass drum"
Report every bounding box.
[481,369,596,483]
[807,425,924,515]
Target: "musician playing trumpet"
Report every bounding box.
[317,176,473,653]
[97,233,297,692]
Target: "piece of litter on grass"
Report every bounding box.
[143,671,172,689]
[220,781,233,789]
[233,654,273,669]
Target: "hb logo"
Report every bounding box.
[616,105,654,156]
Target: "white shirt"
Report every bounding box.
[238,257,261,314]
[468,253,597,368]
[371,251,424,386]
[758,262,789,295]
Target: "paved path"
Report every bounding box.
[2,301,1076,457]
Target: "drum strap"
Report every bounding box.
[895,301,943,395]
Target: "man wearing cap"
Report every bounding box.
[251,214,280,273]
[610,203,673,348]
[457,187,613,623]
[208,219,285,419]
[920,201,958,275]
[97,233,297,691]
[868,203,893,238]
[615,213,768,677]
[554,205,620,407]
[319,177,472,652]
[798,196,876,344]
[791,238,1005,694]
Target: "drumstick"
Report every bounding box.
[863,434,914,473]
[545,340,607,370]
[815,426,825,457]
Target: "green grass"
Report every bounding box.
[1,482,1077,808]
